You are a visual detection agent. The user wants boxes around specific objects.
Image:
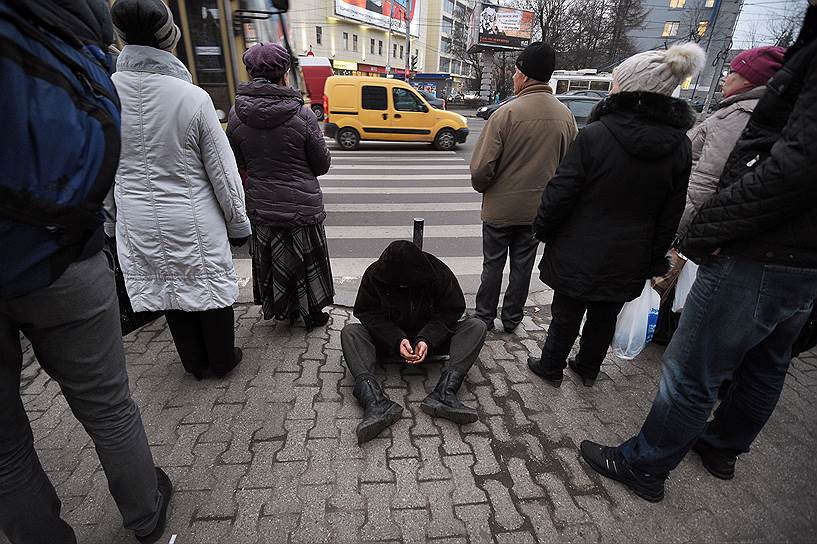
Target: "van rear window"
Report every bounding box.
[362,86,388,110]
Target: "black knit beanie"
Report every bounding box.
[515,42,556,83]
[111,0,181,51]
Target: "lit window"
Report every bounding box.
[662,21,680,37]
[697,21,709,37]
[705,0,715,6]
[669,0,686,7]
[681,77,692,89]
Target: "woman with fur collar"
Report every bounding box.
[528,43,705,388]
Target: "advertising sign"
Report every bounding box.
[476,3,533,50]
[335,0,421,37]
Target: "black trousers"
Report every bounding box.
[538,292,625,379]
[474,223,539,328]
[340,319,488,380]
[165,306,235,376]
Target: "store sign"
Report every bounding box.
[333,60,359,71]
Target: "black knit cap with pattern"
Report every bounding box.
[111,0,180,50]
[515,41,556,83]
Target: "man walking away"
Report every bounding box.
[470,42,577,333]
[341,241,488,444]
[0,1,171,542]
[580,4,817,502]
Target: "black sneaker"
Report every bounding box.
[580,440,665,502]
[692,440,736,480]
[527,356,563,388]
[568,358,596,387]
[502,321,519,333]
[136,467,173,544]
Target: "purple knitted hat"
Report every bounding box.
[730,46,786,87]
[243,42,291,81]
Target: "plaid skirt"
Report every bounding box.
[251,222,335,320]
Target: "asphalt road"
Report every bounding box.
[232,113,550,307]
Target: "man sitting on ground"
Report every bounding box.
[341,241,488,444]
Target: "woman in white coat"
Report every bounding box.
[110,0,251,379]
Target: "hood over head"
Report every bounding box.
[235,81,303,129]
[10,0,114,47]
[370,241,436,287]
[589,92,696,159]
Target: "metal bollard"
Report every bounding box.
[413,218,424,250]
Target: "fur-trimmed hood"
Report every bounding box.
[589,92,697,158]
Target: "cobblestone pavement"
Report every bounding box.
[12,304,817,544]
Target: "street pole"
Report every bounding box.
[386,1,394,76]
[405,0,412,75]
[702,43,729,117]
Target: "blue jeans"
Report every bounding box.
[620,256,817,476]
[0,252,162,543]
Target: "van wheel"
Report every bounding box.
[434,128,457,151]
[311,104,325,121]
[337,128,360,150]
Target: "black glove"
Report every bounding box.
[229,236,249,248]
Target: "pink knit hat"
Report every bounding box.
[730,46,786,87]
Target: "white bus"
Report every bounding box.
[548,69,613,95]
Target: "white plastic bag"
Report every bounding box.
[672,259,699,313]
[612,280,661,360]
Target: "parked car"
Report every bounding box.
[556,95,603,128]
[417,89,446,110]
[323,76,469,150]
[476,94,602,129]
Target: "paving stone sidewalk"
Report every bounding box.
[12,304,817,544]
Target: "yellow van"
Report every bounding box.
[323,76,469,151]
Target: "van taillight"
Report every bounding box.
[323,95,329,120]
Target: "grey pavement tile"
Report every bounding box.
[415,436,453,481]
[494,531,538,544]
[507,457,546,500]
[387,416,421,459]
[389,457,426,509]
[454,503,493,544]
[419,479,468,539]
[464,434,501,476]
[291,485,333,543]
[482,479,525,531]
[392,507,430,543]
[359,483,401,541]
[442,454,488,505]
[326,510,365,543]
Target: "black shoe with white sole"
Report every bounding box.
[580,440,665,502]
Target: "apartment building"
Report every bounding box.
[628,0,742,96]
[287,0,427,78]
[423,0,476,95]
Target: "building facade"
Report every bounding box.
[628,0,742,97]
[423,0,476,96]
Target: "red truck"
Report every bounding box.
[299,56,334,120]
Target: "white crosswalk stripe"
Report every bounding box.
[236,146,550,306]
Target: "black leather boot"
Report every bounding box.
[353,375,403,445]
[420,368,479,424]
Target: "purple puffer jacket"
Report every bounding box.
[227,81,331,227]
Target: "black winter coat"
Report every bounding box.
[680,7,817,268]
[353,241,466,353]
[534,92,694,302]
[227,81,331,227]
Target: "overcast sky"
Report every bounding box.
[732,0,809,48]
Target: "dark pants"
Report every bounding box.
[475,223,539,328]
[165,306,236,376]
[537,292,625,379]
[620,257,817,476]
[340,319,488,380]
[0,252,161,543]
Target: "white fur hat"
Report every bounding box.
[614,43,706,95]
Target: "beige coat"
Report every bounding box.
[470,83,577,226]
[676,86,765,237]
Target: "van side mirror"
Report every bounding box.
[420,104,428,113]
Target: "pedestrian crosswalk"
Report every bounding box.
[235,145,549,307]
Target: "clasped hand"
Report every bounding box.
[399,339,428,365]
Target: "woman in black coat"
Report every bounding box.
[528,43,705,387]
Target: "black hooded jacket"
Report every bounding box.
[353,241,466,352]
[227,81,331,227]
[679,7,817,268]
[534,92,695,302]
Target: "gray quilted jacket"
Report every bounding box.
[676,86,765,238]
[227,81,331,227]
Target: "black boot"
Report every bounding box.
[527,356,563,388]
[568,358,596,387]
[353,375,403,445]
[693,440,737,480]
[420,368,479,424]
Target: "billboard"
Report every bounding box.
[474,3,533,50]
[335,0,421,37]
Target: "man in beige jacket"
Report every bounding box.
[470,42,577,332]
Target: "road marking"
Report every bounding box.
[328,164,469,171]
[322,175,470,181]
[322,186,473,194]
[329,150,457,156]
[331,157,464,163]
[325,224,481,239]
[325,202,481,212]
